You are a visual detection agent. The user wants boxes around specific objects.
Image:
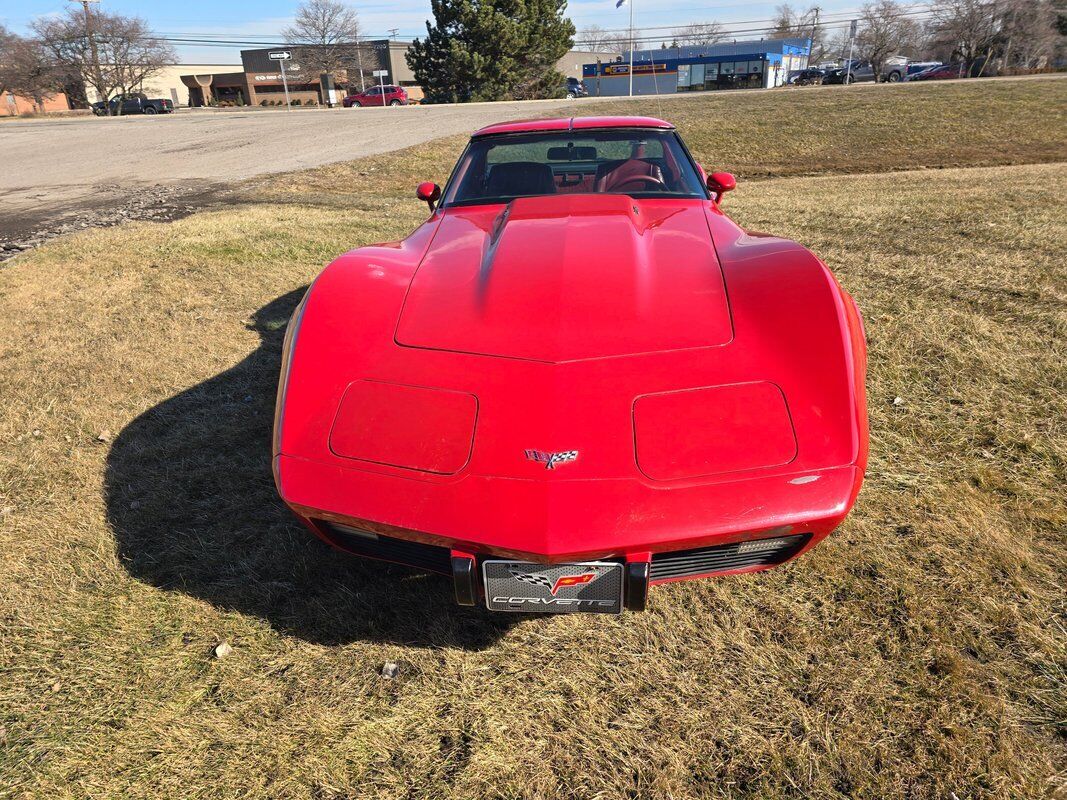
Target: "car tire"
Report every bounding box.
[352,101,361,107]
[887,71,902,82]
[143,106,157,114]
[389,99,401,106]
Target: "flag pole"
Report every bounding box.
[628,0,634,96]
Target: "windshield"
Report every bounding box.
[443,129,707,207]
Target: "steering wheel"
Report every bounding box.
[610,174,667,193]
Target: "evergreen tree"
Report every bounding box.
[407,0,575,103]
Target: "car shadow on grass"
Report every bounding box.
[105,287,516,650]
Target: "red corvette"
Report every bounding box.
[273,117,868,614]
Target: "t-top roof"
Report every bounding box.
[472,116,674,137]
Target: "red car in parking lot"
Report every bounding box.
[342,85,408,107]
[908,63,965,81]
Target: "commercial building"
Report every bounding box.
[582,38,811,96]
[141,64,242,107]
[179,41,432,107]
[181,43,620,107]
[79,64,241,107]
[1,91,72,117]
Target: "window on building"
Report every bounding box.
[677,64,691,91]
[689,63,705,90]
[704,62,719,90]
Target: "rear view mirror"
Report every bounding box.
[416,181,441,212]
[707,172,736,202]
[547,145,598,161]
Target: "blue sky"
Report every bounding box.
[3,0,861,64]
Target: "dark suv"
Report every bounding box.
[565,77,588,98]
[824,60,876,84]
[792,68,826,86]
[343,85,408,107]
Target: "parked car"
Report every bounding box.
[92,93,174,116]
[909,63,965,81]
[792,68,826,86]
[824,60,876,84]
[902,61,942,80]
[342,85,408,107]
[273,115,869,614]
[565,77,588,98]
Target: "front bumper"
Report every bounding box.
[276,453,858,609]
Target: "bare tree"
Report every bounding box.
[0,35,63,112]
[671,22,726,46]
[925,0,999,64]
[769,4,831,62]
[856,0,922,72]
[284,0,365,85]
[578,24,635,55]
[999,0,1059,70]
[577,24,612,51]
[0,25,16,98]
[33,8,174,114]
[587,29,638,56]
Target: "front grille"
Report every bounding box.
[650,533,811,581]
[316,521,452,574]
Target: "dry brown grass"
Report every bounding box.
[1,79,1065,799]
[253,76,1067,206]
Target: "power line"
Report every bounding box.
[140,2,936,44]
[574,3,936,37]
[575,17,939,48]
[105,2,941,58]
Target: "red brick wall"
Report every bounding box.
[0,92,70,117]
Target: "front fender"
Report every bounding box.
[275,216,442,459]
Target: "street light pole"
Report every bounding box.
[279,58,291,111]
[843,19,857,84]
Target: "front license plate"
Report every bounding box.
[482,560,624,614]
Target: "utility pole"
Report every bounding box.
[808,7,820,67]
[69,0,103,105]
[628,0,635,96]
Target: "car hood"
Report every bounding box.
[395,194,733,362]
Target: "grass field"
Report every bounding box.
[1,78,1065,798]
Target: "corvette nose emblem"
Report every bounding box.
[524,449,578,469]
[510,569,598,595]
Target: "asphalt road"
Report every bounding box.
[1,74,1054,256]
[0,98,582,251]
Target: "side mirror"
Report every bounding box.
[707,171,736,202]
[416,181,441,212]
